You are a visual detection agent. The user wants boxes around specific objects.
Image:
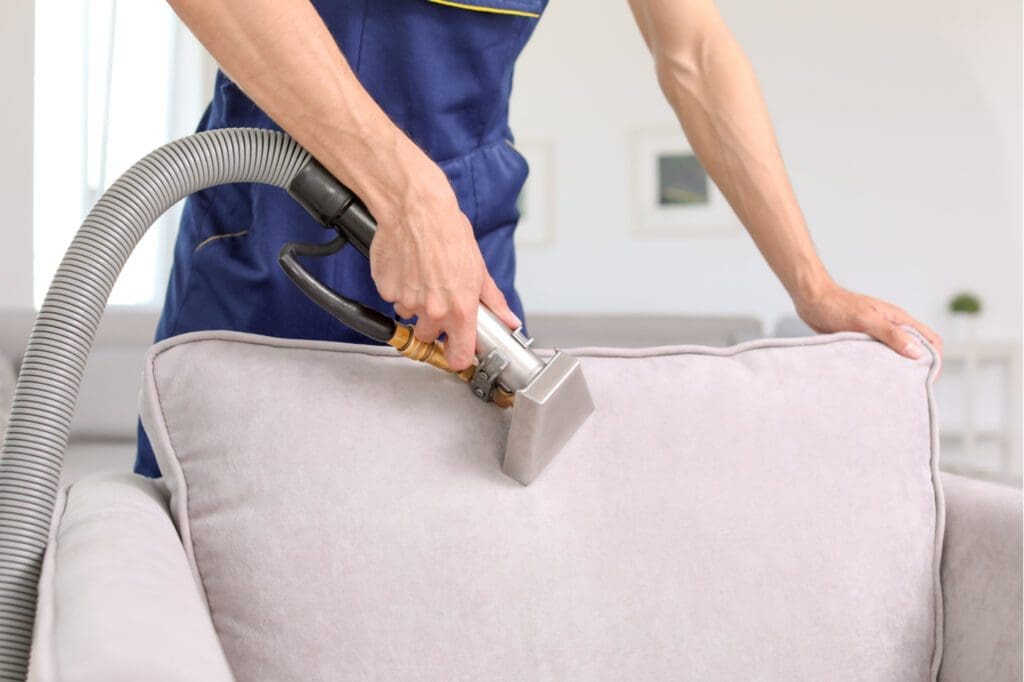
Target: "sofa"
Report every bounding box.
[18,325,1023,681]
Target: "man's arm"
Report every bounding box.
[166,0,519,370]
[627,0,941,359]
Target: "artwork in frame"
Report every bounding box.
[630,128,742,237]
[512,139,555,248]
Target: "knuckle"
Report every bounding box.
[424,299,448,321]
[400,288,423,311]
[451,299,475,322]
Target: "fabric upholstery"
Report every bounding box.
[29,472,233,682]
[938,472,1023,681]
[141,329,944,681]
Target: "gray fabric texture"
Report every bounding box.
[28,472,234,682]
[937,472,1023,682]
[141,329,944,681]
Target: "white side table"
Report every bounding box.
[935,340,1022,486]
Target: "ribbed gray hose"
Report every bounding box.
[0,128,310,680]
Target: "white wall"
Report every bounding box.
[510,0,1022,340]
[0,2,33,309]
[3,0,1020,340]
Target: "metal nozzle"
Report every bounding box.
[283,159,594,484]
[501,351,594,485]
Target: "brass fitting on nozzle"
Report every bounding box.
[388,324,515,408]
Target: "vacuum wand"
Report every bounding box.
[282,157,594,484]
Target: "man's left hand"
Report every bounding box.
[795,282,943,362]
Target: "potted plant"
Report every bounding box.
[948,292,982,341]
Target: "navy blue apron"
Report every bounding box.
[135,0,547,477]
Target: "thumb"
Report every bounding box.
[480,275,522,331]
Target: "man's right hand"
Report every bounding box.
[167,0,519,370]
[369,146,520,372]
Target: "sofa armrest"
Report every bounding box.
[939,472,1023,682]
[29,472,234,682]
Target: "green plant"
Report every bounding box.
[949,292,982,314]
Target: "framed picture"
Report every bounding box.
[512,139,555,248]
[630,128,741,237]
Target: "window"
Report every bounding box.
[33,0,214,308]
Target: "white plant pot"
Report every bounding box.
[949,313,980,342]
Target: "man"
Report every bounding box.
[136,0,942,477]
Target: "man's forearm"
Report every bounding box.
[629,0,834,304]
[167,0,436,223]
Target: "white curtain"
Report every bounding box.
[33,0,217,308]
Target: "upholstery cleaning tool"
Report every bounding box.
[280,158,594,486]
[0,130,592,677]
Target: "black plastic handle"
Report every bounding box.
[287,158,377,257]
[278,233,396,343]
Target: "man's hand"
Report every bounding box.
[167,0,519,371]
[795,282,943,361]
[370,154,520,372]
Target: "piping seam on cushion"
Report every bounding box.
[427,0,540,18]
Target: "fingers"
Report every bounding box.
[412,315,442,344]
[871,299,944,359]
[392,299,475,370]
[903,318,943,359]
[480,275,522,330]
[394,298,476,370]
[439,301,478,371]
[862,309,925,360]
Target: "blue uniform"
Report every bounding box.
[135,0,547,477]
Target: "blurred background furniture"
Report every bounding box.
[0,310,154,484]
[935,340,1022,486]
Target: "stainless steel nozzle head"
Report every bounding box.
[502,351,594,485]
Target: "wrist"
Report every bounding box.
[369,147,454,231]
[328,128,451,230]
[787,264,835,309]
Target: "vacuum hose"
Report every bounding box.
[0,128,310,680]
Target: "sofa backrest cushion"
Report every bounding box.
[141,330,944,681]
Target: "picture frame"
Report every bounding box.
[630,127,742,237]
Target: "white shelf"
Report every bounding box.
[940,430,1008,444]
[934,338,1022,487]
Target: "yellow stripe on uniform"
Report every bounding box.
[427,0,540,18]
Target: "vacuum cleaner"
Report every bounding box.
[280,157,594,485]
[0,128,593,680]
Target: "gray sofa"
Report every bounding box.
[15,324,1022,681]
[2,313,1021,680]
[28,468,1022,680]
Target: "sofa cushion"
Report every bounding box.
[140,329,943,681]
[29,472,233,682]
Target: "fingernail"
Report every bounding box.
[903,342,924,359]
